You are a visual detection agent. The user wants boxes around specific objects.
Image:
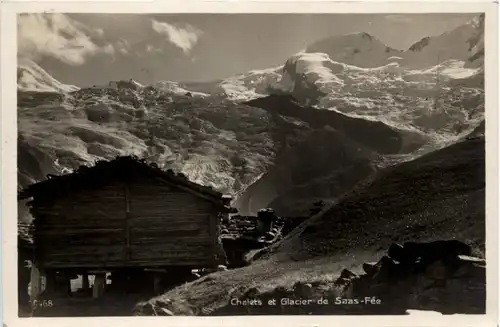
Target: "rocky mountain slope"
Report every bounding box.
[17,14,484,220]
[234,95,428,215]
[18,70,415,221]
[18,84,278,197]
[133,136,485,316]
[264,137,485,262]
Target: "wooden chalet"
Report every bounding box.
[219,209,311,268]
[220,209,285,268]
[19,156,236,299]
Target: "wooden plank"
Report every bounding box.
[130,239,211,247]
[37,228,123,235]
[131,249,213,260]
[130,229,207,239]
[208,213,220,267]
[131,245,212,253]
[42,245,125,256]
[37,229,126,247]
[129,221,207,229]
[125,184,131,262]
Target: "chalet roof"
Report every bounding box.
[18,156,226,206]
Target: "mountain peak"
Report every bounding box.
[17,58,79,93]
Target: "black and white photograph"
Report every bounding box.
[1,2,497,324]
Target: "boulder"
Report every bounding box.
[158,307,175,316]
[339,269,357,280]
[403,240,472,266]
[407,262,486,314]
[293,282,313,297]
[372,256,399,280]
[378,255,396,267]
[334,277,356,288]
[452,256,487,279]
[265,232,276,239]
[243,286,260,299]
[424,260,449,281]
[337,241,485,315]
[457,255,486,265]
[363,262,377,276]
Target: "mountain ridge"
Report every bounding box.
[17,14,484,218]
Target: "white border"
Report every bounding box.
[2,2,498,327]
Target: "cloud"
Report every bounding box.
[17,13,113,65]
[151,19,202,54]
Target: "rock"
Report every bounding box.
[334,277,352,287]
[135,301,175,316]
[452,258,486,279]
[311,281,324,289]
[457,255,486,266]
[201,307,214,315]
[378,255,395,266]
[363,262,377,276]
[339,269,357,280]
[274,286,290,297]
[388,243,405,262]
[403,240,472,266]
[293,282,313,297]
[265,232,276,239]
[217,265,228,271]
[424,260,449,281]
[244,286,260,298]
[407,265,486,314]
[158,307,175,316]
[341,241,485,315]
[372,256,399,281]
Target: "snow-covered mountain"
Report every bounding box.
[404,14,485,69]
[187,14,484,101]
[18,58,79,93]
[176,51,483,149]
[305,14,484,69]
[305,32,404,68]
[16,14,485,217]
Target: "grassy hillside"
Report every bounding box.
[235,95,427,215]
[135,137,485,316]
[235,127,379,216]
[268,137,485,262]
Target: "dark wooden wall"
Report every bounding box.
[127,177,225,266]
[33,177,225,269]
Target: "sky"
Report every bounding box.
[17,13,478,87]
